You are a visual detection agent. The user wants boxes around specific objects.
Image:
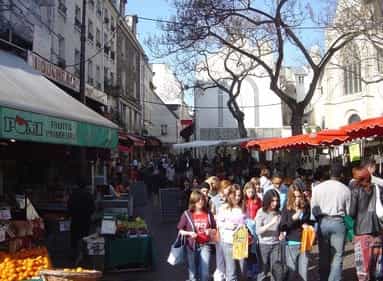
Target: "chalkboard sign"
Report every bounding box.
[130,181,148,207]
[159,188,182,222]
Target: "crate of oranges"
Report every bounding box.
[0,246,51,281]
[39,268,102,281]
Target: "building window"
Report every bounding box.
[96,29,101,48]
[104,8,109,25]
[96,65,101,89]
[87,60,93,85]
[377,47,383,74]
[74,5,81,30]
[58,35,65,67]
[96,0,102,16]
[58,0,67,17]
[161,124,168,136]
[348,114,361,124]
[218,89,224,127]
[110,72,114,86]
[343,46,362,95]
[111,17,115,32]
[297,75,304,84]
[74,49,80,77]
[88,19,93,42]
[88,0,94,9]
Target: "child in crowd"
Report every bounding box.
[255,189,282,281]
[217,184,247,281]
[178,190,216,281]
[280,185,311,281]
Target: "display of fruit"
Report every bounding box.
[0,246,51,281]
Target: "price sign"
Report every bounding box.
[101,219,116,235]
[232,226,249,260]
[0,208,11,220]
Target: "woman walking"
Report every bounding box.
[349,167,383,281]
[217,184,247,281]
[280,185,311,281]
[255,189,282,281]
[177,190,217,281]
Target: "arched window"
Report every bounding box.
[343,45,362,95]
[348,114,361,124]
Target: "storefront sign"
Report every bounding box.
[28,51,80,92]
[181,119,193,126]
[2,107,77,145]
[86,84,108,105]
[0,106,118,149]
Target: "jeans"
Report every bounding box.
[285,244,308,281]
[221,242,246,281]
[257,243,280,281]
[186,245,212,281]
[318,217,346,281]
[214,242,226,281]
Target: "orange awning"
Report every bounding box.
[245,129,350,151]
[341,116,383,139]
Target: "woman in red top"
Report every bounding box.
[243,181,262,219]
[177,190,216,281]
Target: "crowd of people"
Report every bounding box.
[174,158,383,281]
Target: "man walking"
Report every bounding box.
[311,164,351,281]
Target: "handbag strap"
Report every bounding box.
[184,211,196,233]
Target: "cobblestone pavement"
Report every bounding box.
[102,198,357,281]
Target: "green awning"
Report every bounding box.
[0,106,117,148]
[0,50,118,149]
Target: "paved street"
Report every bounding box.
[102,198,358,281]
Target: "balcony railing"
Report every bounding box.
[58,3,67,16]
[74,18,82,29]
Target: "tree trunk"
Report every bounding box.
[237,117,248,138]
[288,106,305,176]
[290,106,304,136]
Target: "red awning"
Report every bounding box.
[119,132,146,147]
[341,116,383,139]
[145,136,162,147]
[118,144,132,153]
[245,129,350,151]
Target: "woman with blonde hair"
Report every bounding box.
[217,184,247,280]
[280,185,311,281]
[206,176,220,198]
[177,190,217,281]
[210,179,232,281]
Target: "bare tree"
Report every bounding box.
[192,38,264,138]
[149,0,378,135]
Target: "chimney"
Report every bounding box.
[125,15,138,35]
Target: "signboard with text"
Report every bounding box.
[28,51,80,92]
[1,107,77,145]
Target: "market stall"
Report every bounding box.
[82,213,154,272]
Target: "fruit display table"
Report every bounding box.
[104,235,154,271]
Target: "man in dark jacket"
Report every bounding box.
[67,184,95,261]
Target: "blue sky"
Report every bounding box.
[126,1,329,104]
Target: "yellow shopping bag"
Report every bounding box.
[232,226,249,260]
[301,225,316,253]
